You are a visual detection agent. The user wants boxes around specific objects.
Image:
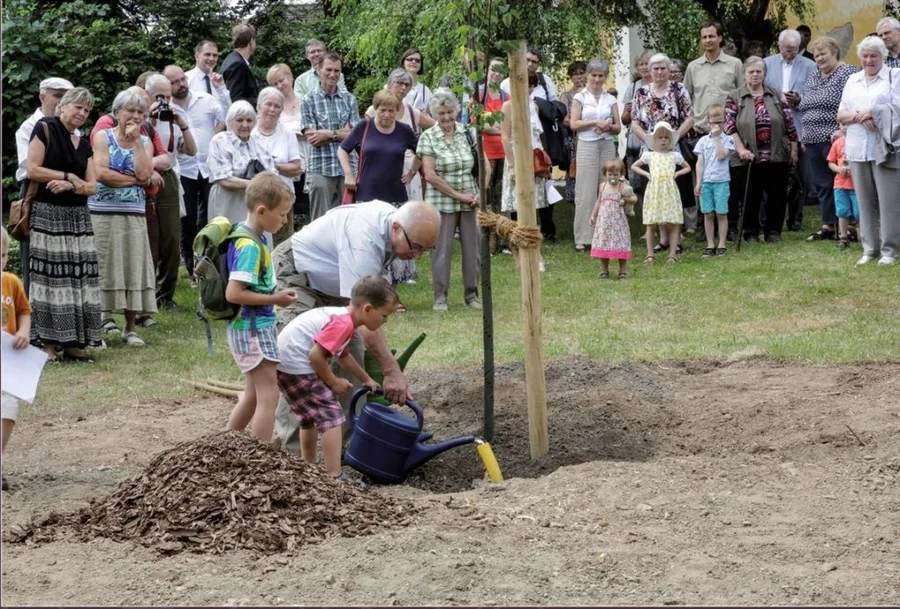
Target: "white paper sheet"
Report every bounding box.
[546,181,563,204]
[1,331,49,403]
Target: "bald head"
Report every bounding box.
[390,200,441,260]
[164,65,189,100]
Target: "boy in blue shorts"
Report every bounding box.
[276,275,396,479]
[693,104,735,257]
[225,173,298,442]
[827,125,859,250]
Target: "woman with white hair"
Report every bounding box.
[417,90,481,311]
[836,36,900,266]
[89,89,157,348]
[570,58,620,251]
[631,52,695,251]
[724,56,799,244]
[27,87,101,361]
[208,100,275,224]
[252,87,303,244]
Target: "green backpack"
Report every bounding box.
[193,217,267,356]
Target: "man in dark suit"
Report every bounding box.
[220,23,259,108]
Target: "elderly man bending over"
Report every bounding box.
[273,200,440,454]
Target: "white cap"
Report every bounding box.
[39,77,74,92]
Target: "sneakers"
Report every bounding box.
[877,256,898,266]
[466,299,483,310]
[856,255,875,266]
[433,302,448,312]
[123,332,146,347]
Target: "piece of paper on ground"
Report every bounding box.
[546,181,563,204]
[1,331,49,403]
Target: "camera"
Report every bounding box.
[156,94,174,122]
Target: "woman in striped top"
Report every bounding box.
[89,89,158,348]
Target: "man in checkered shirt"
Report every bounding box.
[300,51,360,221]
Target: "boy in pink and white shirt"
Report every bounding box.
[276,275,397,478]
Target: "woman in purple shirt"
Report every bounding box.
[339,89,419,204]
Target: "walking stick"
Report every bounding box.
[736,161,753,252]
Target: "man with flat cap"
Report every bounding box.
[15,77,75,292]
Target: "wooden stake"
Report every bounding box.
[182,379,241,398]
[508,41,549,459]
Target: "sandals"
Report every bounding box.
[123,332,145,348]
[836,237,850,250]
[63,350,94,363]
[599,272,610,280]
[101,318,121,337]
[715,247,727,256]
[643,255,655,265]
[666,256,678,264]
[136,315,157,328]
[618,271,629,279]
[702,247,716,258]
[807,227,836,241]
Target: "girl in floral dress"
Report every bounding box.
[630,121,691,263]
[590,158,637,278]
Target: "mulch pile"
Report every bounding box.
[5,431,419,555]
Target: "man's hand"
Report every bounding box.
[306,130,332,147]
[785,91,801,106]
[211,72,225,88]
[274,290,298,307]
[12,331,29,350]
[382,370,410,404]
[329,377,354,397]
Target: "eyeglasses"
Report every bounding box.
[405,57,422,64]
[402,227,430,254]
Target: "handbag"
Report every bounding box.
[533,148,552,178]
[464,128,480,179]
[239,158,268,180]
[8,122,51,242]
[342,118,371,205]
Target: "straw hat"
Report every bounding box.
[646,121,679,151]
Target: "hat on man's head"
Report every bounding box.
[39,77,74,91]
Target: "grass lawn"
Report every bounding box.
[29,203,900,412]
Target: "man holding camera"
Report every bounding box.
[145,74,197,310]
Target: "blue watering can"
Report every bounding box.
[344,387,476,483]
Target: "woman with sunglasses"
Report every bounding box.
[400,48,433,114]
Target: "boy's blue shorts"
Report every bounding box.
[834,188,859,220]
[700,181,730,215]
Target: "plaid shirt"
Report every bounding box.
[416,122,477,213]
[888,55,900,69]
[301,86,360,177]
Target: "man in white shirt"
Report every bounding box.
[146,74,197,308]
[293,38,348,101]
[271,201,440,455]
[185,40,232,114]
[14,76,74,293]
[164,64,225,282]
[765,29,816,230]
[500,46,558,101]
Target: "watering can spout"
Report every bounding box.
[405,434,476,471]
[395,332,426,371]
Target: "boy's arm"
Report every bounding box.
[13,313,31,349]
[827,161,843,174]
[225,279,295,307]
[337,352,379,392]
[714,137,729,161]
[310,343,353,396]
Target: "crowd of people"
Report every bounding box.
[4,18,900,489]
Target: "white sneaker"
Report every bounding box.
[403,279,417,285]
[855,255,875,266]
[466,299,483,310]
[877,256,898,266]
[432,302,448,312]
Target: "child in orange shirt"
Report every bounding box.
[827,126,858,250]
[1,227,33,491]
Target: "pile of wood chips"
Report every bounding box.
[5,431,419,555]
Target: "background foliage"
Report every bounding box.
[0,0,840,206]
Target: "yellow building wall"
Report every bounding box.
[786,0,885,64]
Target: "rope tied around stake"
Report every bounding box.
[476,210,543,250]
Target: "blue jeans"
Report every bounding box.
[805,141,837,226]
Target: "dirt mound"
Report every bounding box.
[5,431,418,555]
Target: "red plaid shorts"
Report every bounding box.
[276,371,345,433]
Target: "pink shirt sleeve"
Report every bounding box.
[313,312,356,357]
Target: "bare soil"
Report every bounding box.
[2,359,899,605]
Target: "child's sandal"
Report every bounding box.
[599,272,610,280]
[618,271,629,279]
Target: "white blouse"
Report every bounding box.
[252,122,304,185]
[573,88,617,142]
[404,82,433,114]
[207,131,275,183]
[839,66,900,162]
